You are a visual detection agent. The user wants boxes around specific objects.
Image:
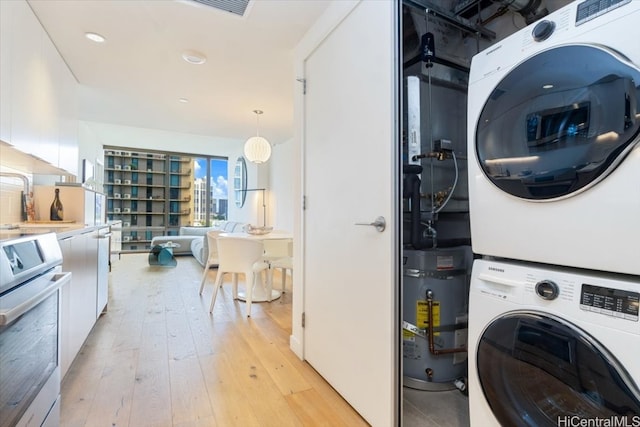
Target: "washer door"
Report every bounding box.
[477,312,640,426]
[476,45,640,200]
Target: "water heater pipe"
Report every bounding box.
[426,290,467,356]
[491,0,548,24]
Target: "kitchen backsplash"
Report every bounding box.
[0,175,27,225]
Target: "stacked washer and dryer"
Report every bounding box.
[466,0,640,426]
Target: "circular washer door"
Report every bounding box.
[476,45,640,200]
[477,312,640,426]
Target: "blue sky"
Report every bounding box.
[193,158,228,198]
[194,158,227,180]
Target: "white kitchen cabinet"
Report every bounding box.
[0,1,12,143]
[7,0,44,158]
[57,55,79,176]
[0,0,78,175]
[39,32,62,167]
[59,229,100,378]
[96,227,110,317]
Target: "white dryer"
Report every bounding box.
[467,0,640,276]
[468,258,640,426]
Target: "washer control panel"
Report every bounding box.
[471,259,640,333]
[580,284,639,322]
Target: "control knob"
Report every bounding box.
[532,20,555,42]
[535,280,559,300]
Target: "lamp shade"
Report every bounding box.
[244,136,272,163]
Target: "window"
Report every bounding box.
[193,157,228,226]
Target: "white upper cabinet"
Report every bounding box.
[0,1,12,144]
[0,0,78,176]
[57,47,79,176]
[7,1,43,158]
[39,32,62,168]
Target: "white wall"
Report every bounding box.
[268,138,295,232]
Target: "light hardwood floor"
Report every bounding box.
[60,253,369,427]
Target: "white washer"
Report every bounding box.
[467,0,640,276]
[468,258,640,426]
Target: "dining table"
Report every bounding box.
[218,232,293,302]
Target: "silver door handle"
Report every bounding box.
[355,216,386,232]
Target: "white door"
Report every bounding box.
[302,1,398,426]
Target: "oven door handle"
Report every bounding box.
[0,272,71,326]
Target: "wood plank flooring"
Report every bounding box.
[60,253,369,427]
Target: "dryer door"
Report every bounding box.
[476,45,640,200]
[477,312,640,426]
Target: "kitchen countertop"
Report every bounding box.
[0,222,108,242]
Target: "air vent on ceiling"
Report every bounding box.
[190,0,250,17]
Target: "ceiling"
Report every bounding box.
[27,0,331,144]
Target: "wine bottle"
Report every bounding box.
[50,188,64,221]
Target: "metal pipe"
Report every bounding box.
[426,290,467,356]
[491,0,548,24]
[424,221,437,249]
[0,172,29,194]
[403,0,496,40]
[0,172,31,222]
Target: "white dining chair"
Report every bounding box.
[198,230,222,296]
[208,236,270,317]
[263,239,293,293]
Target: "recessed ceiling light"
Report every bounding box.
[85,32,106,43]
[182,50,207,65]
[179,98,189,103]
[542,84,554,89]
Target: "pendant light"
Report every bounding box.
[244,110,272,164]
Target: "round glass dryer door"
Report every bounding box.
[477,312,640,427]
[476,45,640,200]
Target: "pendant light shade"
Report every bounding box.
[244,110,271,164]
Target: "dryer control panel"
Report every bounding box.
[580,284,639,322]
[576,0,631,26]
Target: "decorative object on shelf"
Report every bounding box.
[244,224,273,235]
[244,110,271,164]
[26,191,36,222]
[49,188,64,221]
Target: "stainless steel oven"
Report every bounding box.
[0,232,71,427]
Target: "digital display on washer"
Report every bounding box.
[576,0,631,26]
[580,284,639,321]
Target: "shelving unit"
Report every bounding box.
[104,149,194,252]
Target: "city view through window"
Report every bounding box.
[193,157,228,226]
[105,149,228,252]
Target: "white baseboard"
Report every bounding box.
[289,334,303,360]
